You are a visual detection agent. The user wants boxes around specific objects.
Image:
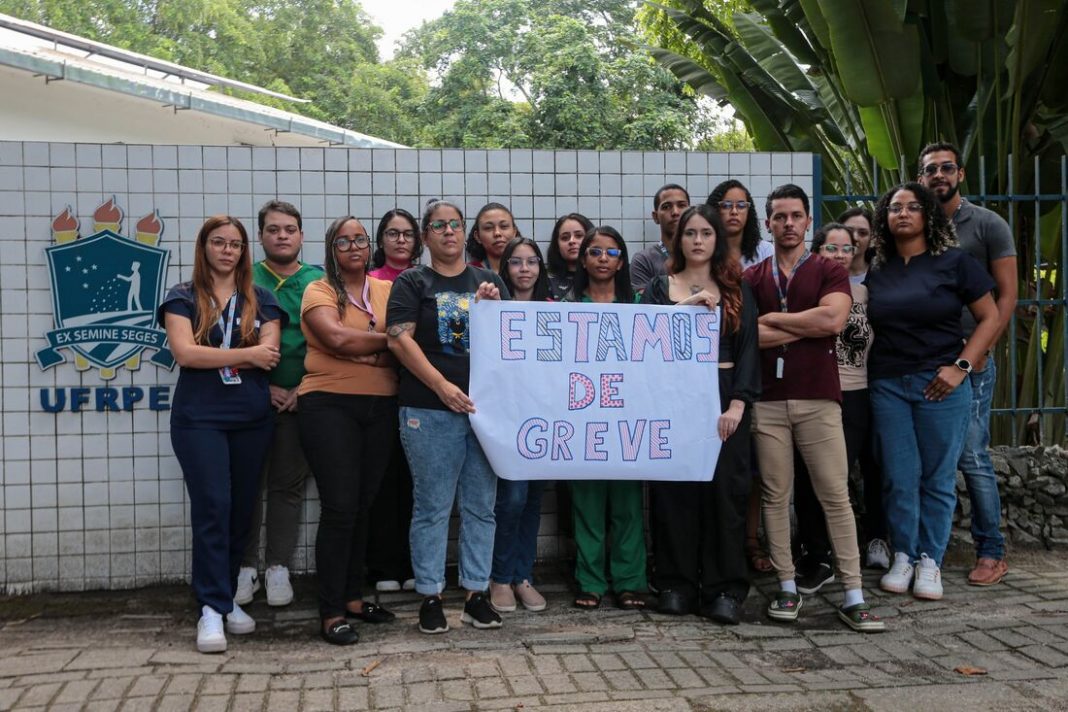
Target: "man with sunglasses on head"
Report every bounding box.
[917,142,1017,587]
[631,183,690,294]
[236,201,324,608]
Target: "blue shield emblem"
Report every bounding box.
[36,230,173,374]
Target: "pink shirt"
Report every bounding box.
[368,263,408,282]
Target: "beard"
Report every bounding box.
[935,181,960,203]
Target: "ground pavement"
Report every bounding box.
[2,548,1068,711]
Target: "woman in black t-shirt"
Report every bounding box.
[386,200,509,635]
[866,183,998,601]
[161,215,285,654]
[640,204,759,624]
[547,213,594,300]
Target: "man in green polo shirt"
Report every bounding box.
[236,200,324,607]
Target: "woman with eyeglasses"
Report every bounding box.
[790,223,886,596]
[370,208,423,282]
[708,179,774,575]
[365,208,421,596]
[387,199,510,635]
[562,226,649,611]
[161,215,285,653]
[466,202,519,272]
[487,237,552,615]
[640,204,759,624]
[866,183,998,601]
[297,216,398,645]
[838,207,875,285]
[546,213,594,300]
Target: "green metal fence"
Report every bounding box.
[812,154,1067,447]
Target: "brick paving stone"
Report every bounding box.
[738,683,803,693]
[465,661,501,678]
[90,677,135,700]
[83,700,121,712]
[495,656,532,677]
[665,667,704,688]
[1018,644,1068,668]
[804,680,869,691]
[850,643,892,663]
[235,674,269,693]
[120,697,162,712]
[267,674,303,690]
[428,664,468,682]
[820,646,865,666]
[571,672,608,692]
[0,651,79,678]
[725,667,771,686]
[302,687,334,711]
[476,696,542,710]
[371,682,407,707]
[230,692,267,712]
[706,651,746,668]
[617,651,657,669]
[12,672,88,688]
[87,668,157,680]
[957,630,1008,650]
[0,689,20,711]
[649,651,686,668]
[191,694,230,712]
[506,675,544,696]
[126,674,167,698]
[18,682,61,707]
[66,649,156,671]
[439,680,474,702]
[302,672,334,689]
[988,669,1059,681]
[561,654,595,673]
[405,681,439,705]
[537,674,577,694]
[54,679,99,705]
[603,669,642,691]
[633,667,675,689]
[153,695,193,712]
[200,673,237,696]
[539,691,610,705]
[265,690,300,712]
[590,653,625,671]
[164,675,202,695]
[338,687,369,709]
[531,656,563,675]
[759,638,814,651]
[1013,626,1064,645]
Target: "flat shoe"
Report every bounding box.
[838,602,885,633]
[703,594,741,625]
[321,619,359,645]
[346,602,395,624]
[657,589,692,616]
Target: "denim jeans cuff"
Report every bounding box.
[415,581,445,596]
[460,577,490,593]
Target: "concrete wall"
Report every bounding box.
[0,141,812,593]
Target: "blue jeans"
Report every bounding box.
[870,371,971,566]
[399,407,498,595]
[956,356,1005,559]
[491,479,545,584]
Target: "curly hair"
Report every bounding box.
[706,179,762,264]
[669,204,743,334]
[870,182,957,268]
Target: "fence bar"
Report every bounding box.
[1062,155,1067,444]
[1033,156,1044,437]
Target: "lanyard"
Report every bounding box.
[346,281,378,331]
[770,250,811,313]
[216,293,237,349]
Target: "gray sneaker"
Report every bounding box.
[866,539,891,570]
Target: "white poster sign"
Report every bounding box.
[469,300,722,481]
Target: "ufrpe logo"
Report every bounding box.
[36,197,174,412]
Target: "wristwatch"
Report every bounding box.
[954,358,973,374]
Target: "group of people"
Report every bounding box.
[161,141,1016,653]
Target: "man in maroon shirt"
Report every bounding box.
[743,184,882,632]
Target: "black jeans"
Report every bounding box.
[651,383,752,603]
[795,388,883,562]
[298,391,397,619]
[365,431,414,583]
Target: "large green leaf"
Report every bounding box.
[747,0,819,65]
[820,0,922,105]
[858,92,925,170]
[797,0,831,51]
[1004,0,1062,98]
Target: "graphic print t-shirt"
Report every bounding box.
[386,264,509,410]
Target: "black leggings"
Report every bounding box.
[298,391,397,619]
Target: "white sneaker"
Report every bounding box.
[866,539,891,570]
[402,578,416,591]
[913,554,943,600]
[235,567,259,605]
[225,601,256,635]
[375,580,401,592]
[197,606,227,653]
[265,565,294,606]
[880,552,914,593]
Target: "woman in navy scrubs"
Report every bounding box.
[161,215,285,653]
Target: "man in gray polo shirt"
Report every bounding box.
[630,183,690,294]
[918,142,1017,586]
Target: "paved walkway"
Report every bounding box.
[2,549,1068,711]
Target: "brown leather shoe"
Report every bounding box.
[968,557,1008,586]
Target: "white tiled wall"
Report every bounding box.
[0,142,812,593]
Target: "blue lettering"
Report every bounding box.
[149,386,170,411]
[40,388,65,413]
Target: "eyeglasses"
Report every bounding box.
[888,202,924,214]
[429,219,463,233]
[335,235,371,251]
[507,256,540,268]
[384,229,415,242]
[263,225,300,236]
[718,200,750,212]
[820,244,856,254]
[208,237,244,251]
[921,161,959,176]
[587,247,622,259]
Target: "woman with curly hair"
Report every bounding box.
[865,183,998,601]
[640,204,760,624]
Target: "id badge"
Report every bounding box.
[219,366,242,385]
[775,356,784,379]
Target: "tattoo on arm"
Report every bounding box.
[387,322,415,338]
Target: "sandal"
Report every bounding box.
[766,590,803,622]
[616,591,648,610]
[838,602,886,633]
[746,538,774,573]
[573,591,602,609]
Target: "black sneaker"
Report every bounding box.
[418,596,449,634]
[796,561,835,595]
[460,592,503,629]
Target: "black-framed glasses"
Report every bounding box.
[335,235,371,251]
[507,256,540,268]
[820,244,856,254]
[888,202,924,214]
[384,229,415,242]
[921,161,959,176]
[587,247,622,258]
[718,200,750,211]
[429,219,463,233]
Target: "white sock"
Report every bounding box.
[843,588,864,608]
[780,580,797,594]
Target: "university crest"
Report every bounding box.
[35,197,174,380]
